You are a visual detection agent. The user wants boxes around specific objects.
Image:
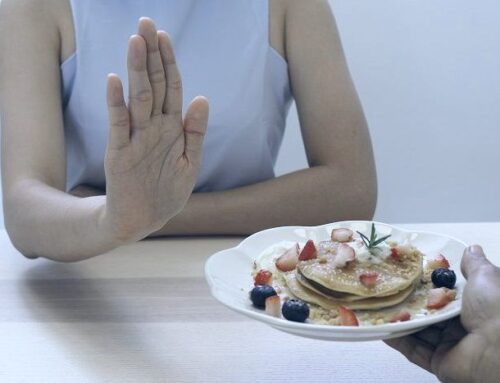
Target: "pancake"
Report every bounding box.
[284,272,417,310]
[295,270,368,302]
[297,269,406,300]
[298,245,423,298]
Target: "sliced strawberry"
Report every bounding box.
[299,240,317,261]
[427,254,450,270]
[390,247,401,261]
[331,228,354,243]
[275,244,300,272]
[359,271,379,288]
[265,295,281,317]
[338,305,359,326]
[389,310,411,323]
[254,269,273,286]
[332,244,356,268]
[426,287,457,310]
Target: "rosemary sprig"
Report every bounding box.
[357,223,391,250]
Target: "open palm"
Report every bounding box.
[104,18,208,242]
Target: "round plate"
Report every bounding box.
[205,221,466,342]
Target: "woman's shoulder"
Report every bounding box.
[0,0,74,63]
[269,0,333,60]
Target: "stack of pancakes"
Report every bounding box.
[283,241,423,310]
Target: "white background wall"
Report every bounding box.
[1,0,500,227]
[275,0,500,223]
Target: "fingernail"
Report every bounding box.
[467,245,484,255]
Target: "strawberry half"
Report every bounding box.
[299,240,317,261]
[338,305,359,326]
[332,244,356,268]
[426,287,456,310]
[254,269,273,286]
[427,254,450,270]
[359,271,379,288]
[390,248,400,261]
[275,244,300,272]
[265,295,281,317]
[331,228,354,243]
[389,310,411,323]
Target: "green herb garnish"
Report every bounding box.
[357,223,391,251]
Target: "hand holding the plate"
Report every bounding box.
[385,245,500,383]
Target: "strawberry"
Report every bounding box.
[338,305,359,326]
[299,240,317,261]
[332,244,356,268]
[359,271,379,288]
[389,310,411,323]
[254,269,272,286]
[390,247,400,261]
[265,295,281,317]
[426,287,456,310]
[427,254,450,270]
[331,228,354,243]
[275,244,300,272]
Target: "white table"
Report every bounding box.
[0,223,498,383]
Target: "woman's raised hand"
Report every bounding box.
[103,17,208,243]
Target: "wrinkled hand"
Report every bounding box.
[385,245,500,383]
[103,18,209,242]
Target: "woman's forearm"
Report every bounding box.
[153,165,377,236]
[4,179,121,262]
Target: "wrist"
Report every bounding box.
[97,197,161,245]
[94,198,136,247]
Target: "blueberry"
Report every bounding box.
[282,299,310,322]
[431,268,456,289]
[250,285,277,308]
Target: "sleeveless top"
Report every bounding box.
[61,0,293,192]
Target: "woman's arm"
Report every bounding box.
[0,1,207,260]
[0,0,116,260]
[153,0,376,236]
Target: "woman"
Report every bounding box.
[0,0,376,261]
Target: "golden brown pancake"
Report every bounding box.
[284,272,417,310]
[296,269,406,300]
[297,246,423,298]
[295,270,367,301]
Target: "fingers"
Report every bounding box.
[158,31,183,116]
[106,74,130,150]
[138,18,166,117]
[127,34,153,130]
[413,318,465,349]
[384,336,435,373]
[461,244,494,279]
[413,325,444,348]
[183,96,209,163]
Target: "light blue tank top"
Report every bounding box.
[62,0,292,192]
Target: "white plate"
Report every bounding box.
[205,221,466,342]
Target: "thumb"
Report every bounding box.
[461,244,493,279]
[183,96,209,164]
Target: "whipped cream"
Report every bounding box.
[350,240,391,264]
